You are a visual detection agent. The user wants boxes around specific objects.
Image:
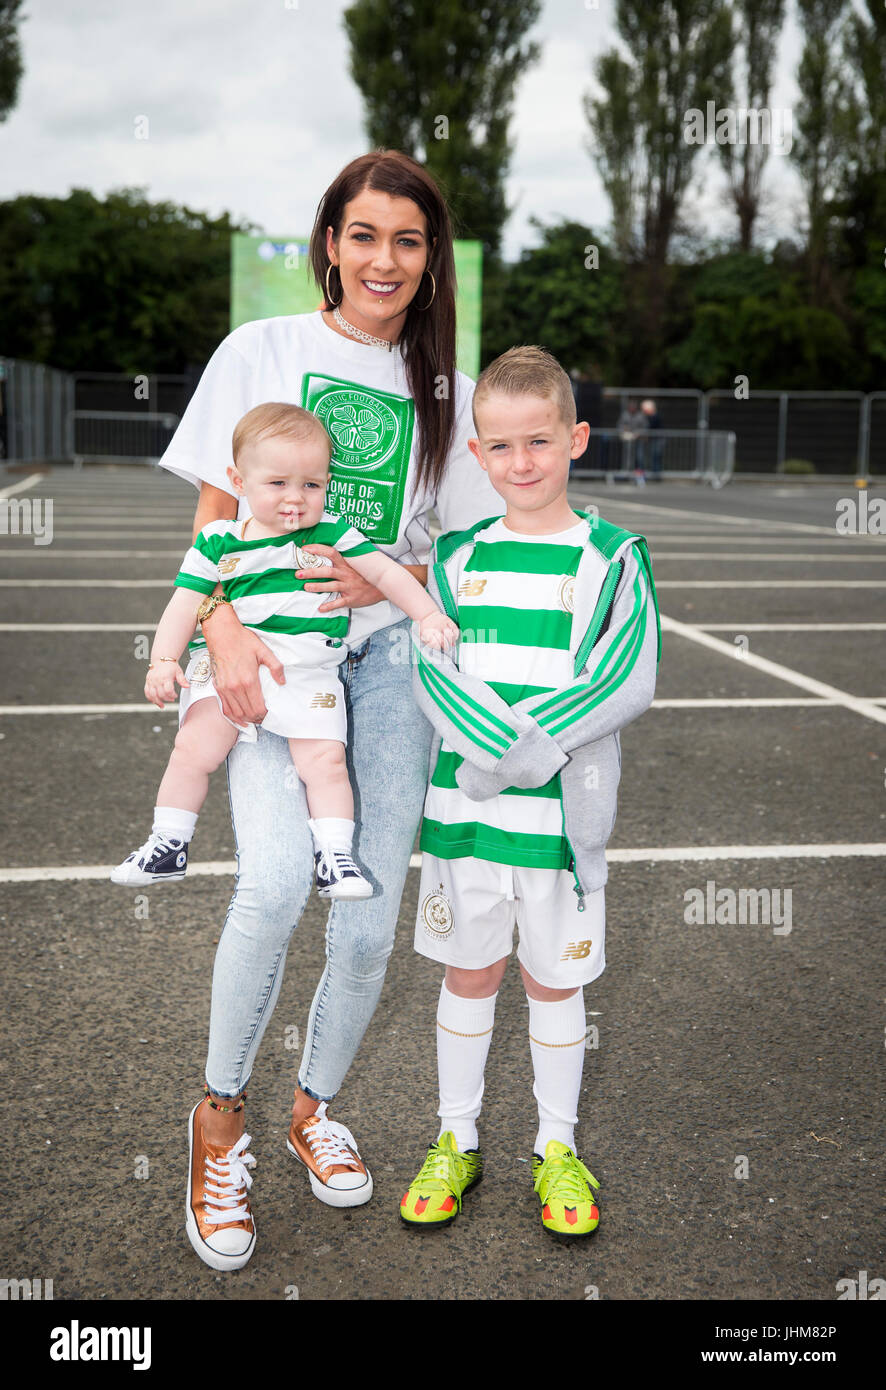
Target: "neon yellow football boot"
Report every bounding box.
[532,1140,601,1238]
[399,1131,482,1228]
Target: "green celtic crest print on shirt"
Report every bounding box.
[301,373,415,545]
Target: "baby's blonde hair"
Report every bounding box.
[472,345,576,433]
[232,402,333,467]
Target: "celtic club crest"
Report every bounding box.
[190,656,212,686]
[421,885,454,939]
[294,546,332,572]
[558,577,575,614]
[315,389,401,472]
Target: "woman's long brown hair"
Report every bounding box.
[309,150,458,499]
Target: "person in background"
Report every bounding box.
[641,398,663,481]
[616,397,647,485]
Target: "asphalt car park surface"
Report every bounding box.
[1,465,883,1302]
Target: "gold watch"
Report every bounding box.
[196,593,231,625]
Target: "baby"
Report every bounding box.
[111,401,457,898]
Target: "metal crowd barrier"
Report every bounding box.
[572,428,735,487]
[65,411,181,467]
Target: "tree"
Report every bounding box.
[480,220,626,380]
[838,0,886,270]
[0,189,253,371]
[584,0,734,375]
[342,0,541,258]
[666,253,856,388]
[717,0,786,251]
[790,0,850,300]
[0,0,24,123]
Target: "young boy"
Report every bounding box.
[402,346,661,1237]
[111,402,457,898]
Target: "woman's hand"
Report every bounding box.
[296,545,385,612]
[201,604,285,725]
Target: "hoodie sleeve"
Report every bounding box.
[451,544,658,800]
[520,543,657,749]
[411,559,569,788]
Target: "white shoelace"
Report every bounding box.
[202,1131,256,1226]
[304,1102,362,1172]
[316,848,361,882]
[134,831,182,865]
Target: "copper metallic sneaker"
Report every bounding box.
[185,1102,256,1270]
[286,1101,373,1208]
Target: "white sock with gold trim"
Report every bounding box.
[436,981,497,1153]
[528,989,586,1155]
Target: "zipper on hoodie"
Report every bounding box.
[433,559,459,622]
[558,551,623,909]
[572,557,623,678]
[560,785,585,912]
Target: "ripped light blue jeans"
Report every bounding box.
[204,617,432,1100]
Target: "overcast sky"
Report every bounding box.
[0,0,811,261]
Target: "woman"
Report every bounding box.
[159,149,501,1269]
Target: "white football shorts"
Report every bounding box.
[178,650,348,744]
[415,851,606,988]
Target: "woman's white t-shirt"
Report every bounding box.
[158,310,503,645]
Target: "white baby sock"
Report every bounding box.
[308,817,355,853]
[152,806,198,843]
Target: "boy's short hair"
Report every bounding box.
[232,403,333,467]
[472,346,577,433]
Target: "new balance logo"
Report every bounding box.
[561,940,593,961]
[458,578,487,597]
[310,693,337,708]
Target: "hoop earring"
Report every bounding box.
[416,270,436,311]
[325,262,342,307]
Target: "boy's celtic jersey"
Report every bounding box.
[174,510,376,666]
[420,516,588,870]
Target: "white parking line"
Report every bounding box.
[655,580,886,587]
[645,547,879,558]
[0,580,172,587]
[644,535,878,545]
[0,474,44,498]
[634,529,869,538]
[0,704,166,714]
[654,697,886,707]
[4,621,867,635]
[0,623,157,631]
[1,531,190,539]
[4,697,884,715]
[605,843,886,864]
[569,491,873,538]
[661,614,886,726]
[3,577,884,590]
[0,550,182,559]
[6,548,881,563]
[2,843,884,882]
[691,623,886,632]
